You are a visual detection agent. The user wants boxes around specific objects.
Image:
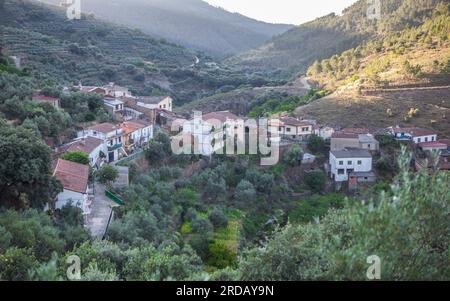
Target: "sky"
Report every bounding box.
[205,0,359,25]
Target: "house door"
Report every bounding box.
[108,152,115,163]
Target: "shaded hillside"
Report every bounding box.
[42,0,292,57]
[0,0,277,104]
[228,0,443,79]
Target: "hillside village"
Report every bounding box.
[0,0,448,282]
[28,81,449,238]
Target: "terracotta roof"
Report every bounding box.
[341,128,374,135]
[32,94,59,101]
[278,117,314,127]
[87,123,118,133]
[332,132,359,139]
[438,139,450,147]
[119,121,147,135]
[202,111,239,123]
[418,141,447,148]
[53,159,89,194]
[393,127,436,137]
[63,137,104,154]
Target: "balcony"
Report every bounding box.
[108,143,123,152]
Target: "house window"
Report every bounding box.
[348,160,352,165]
[367,144,371,148]
[286,128,291,132]
[339,161,344,165]
[163,104,166,109]
[338,169,345,175]
[418,138,421,143]
[279,127,282,132]
[357,160,362,165]
[432,136,435,141]
[425,137,428,142]
[302,127,309,132]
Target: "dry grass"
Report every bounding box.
[295,87,450,137]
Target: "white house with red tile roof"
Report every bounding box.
[53,159,91,214]
[390,127,437,144]
[182,111,240,155]
[78,123,125,163]
[32,94,60,109]
[418,141,448,152]
[119,120,153,152]
[136,96,173,112]
[270,117,315,141]
[58,137,107,169]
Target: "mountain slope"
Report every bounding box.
[295,3,450,137]
[228,0,443,79]
[0,0,272,104]
[42,0,292,57]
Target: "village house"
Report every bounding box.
[104,82,133,98]
[78,85,107,95]
[136,96,173,112]
[32,94,61,109]
[182,111,240,156]
[330,132,379,151]
[389,127,437,144]
[415,139,450,172]
[314,125,335,140]
[57,136,107,170]
[79,123,126,163]
[119,120,154,153]
[52,159,91,215]
[329,148,374,182]
[103,97,125,115]
[270,117,315,141]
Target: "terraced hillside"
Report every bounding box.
[0,0,270,104]
[296,3,450,137]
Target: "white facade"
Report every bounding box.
[79,127,125,163]
[413,134,437,144]
[315,126,335,140]
[330,150,373,182]
[103,98,124,114]
[88,142,108,169]
[55,188,89,214]
[131,124,154,145]
[137,96,173,112]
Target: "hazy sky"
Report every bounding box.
[205,0,358,25]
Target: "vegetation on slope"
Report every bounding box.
[42,0,293,57]
[0,0,278,104]
[229,0,444,79]
[307,3,450,90]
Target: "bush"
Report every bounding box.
[235,180,256,208]
[304,170,326,193]
[207,241,237,269]
[283,145,304,166]
[208,208,228,229]
[97,165,119,186]
[308,134,326,153]
[61,151,90,165]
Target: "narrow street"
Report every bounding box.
[85,182,117,239]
